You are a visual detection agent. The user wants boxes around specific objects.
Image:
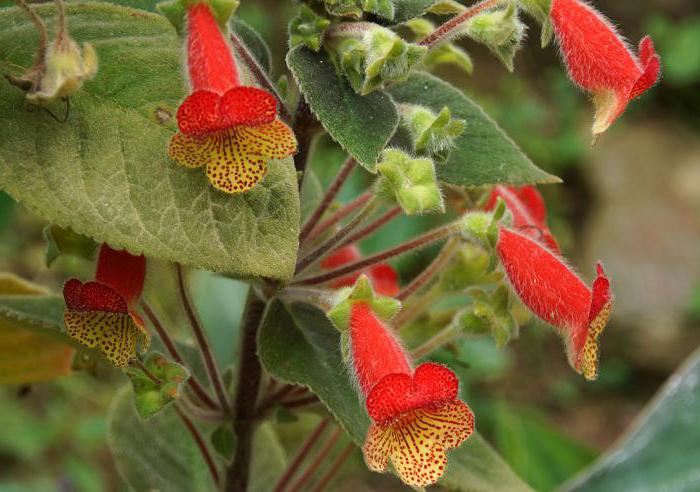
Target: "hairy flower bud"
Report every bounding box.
[406,18,473,75]
[463,3,526,71]
[377,149,444,215]
[290,5,330,51]
[400,104,466,159]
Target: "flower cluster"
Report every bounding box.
[168,2,296,193]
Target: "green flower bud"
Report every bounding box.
[400,104,466,159]
[290,5,331,51]
[439,243,493,292]
[361,0,395,20]
[337,37,368,93]
[127,352,190,420]
[324,0,363,18]
[327,275,401,332]
[463,3,526,72]
[377,149,445,215]
[363,28,426,93]
[427,0,467,14]
[455,286,519,346]
[406,19,473,75]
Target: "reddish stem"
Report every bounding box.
[396,236,460,301]
[300,158,358,244]
[141,302,220,411]
[305,192,372,244]
[175,405,221,487]
[310,442,355,492]
[272,419,330,492]
[176,264,232,416]
[419,0,501,48]
[294,223,459,287]
[288,428,343,492]
[333,206,402,252]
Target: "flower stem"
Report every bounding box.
[295,197,379,275]
[394,284,443,329]
[226,291,267,492]
[333,206,402,252]
[292,97,319,176]
[396,236,460,301]
[411,324,460,359]
[141,301,220,411]
[294,223,460,287]
[178,394,228,423]
[305,192,371,245]
[299,157,357,244]
[176,264,232,416]
[288,428,343,492]
[229,31,291,121]
[277,286,335,311]
[419,0,502,48]
[310,442,356,492]
[272,419,330,492]
[175,405,221,487]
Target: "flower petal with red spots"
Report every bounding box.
[366,362,459,424]
[176,90,222,135]
[63,279,128,313]
[219,86,278,127]
[363,400,474,487]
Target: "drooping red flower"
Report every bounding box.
[485,185,559,253]
[349,302,474,487]
[496,227,612,380]
[550,0,661,138]
[321,245,400,297]
[63,244,149,368]
[169,3,296,193]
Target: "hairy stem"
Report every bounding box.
[292,97,319,176]
[419,0,502,48]
[305,192,371,245]
[396,236,460,301]
[295,197,379,275]
[175,405,221,487]
[176,264,232,416]
[273,419,330,492]
[395,284,443,329]
[333,206,402,252]
[141,301,220,411]
[226,292,267,492]
[294,223,460,287]
[299,157,357,244]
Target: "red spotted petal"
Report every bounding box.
[363,400,474,487]
[366,362,459,424]
[575,263,613,380]
[219,86,277,127]
[95,244,146,307]
[63,279,128,314]
[177,90,222,135]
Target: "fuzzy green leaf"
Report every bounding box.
[287,46,398,171]
[258,299,369,443]
[0,3,299,282]
[389,73,559,187]
[393,0,439,23]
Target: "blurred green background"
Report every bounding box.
[1,0,700,491]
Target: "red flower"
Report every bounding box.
[550,0,661,138]
[63,244,149,368]
[485,185,559,253]
[349,302,474,487]
[168,3,296,193]
[321,245,400,297]
[496,227,612,380]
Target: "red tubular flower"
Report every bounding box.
[63,244,149,368]
[349,302,474,487]
[550,0,661,138]
[496,227,612,380]
[168,3,297,193]
[485,185,559,253]
[321,245,400,297]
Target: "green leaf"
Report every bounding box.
[287,45,398,171]
[562,347,700,492]
[107,386,217,492]
[127,352,190,420]
[441,431,533,492]
[258,299,369,443]
[250,423,288,492]
[0,273,75,384]
[43,224,98,268]
[389,73,560,187]
[230,18,272,74]
[489,402,596,491]
[211,424,236,460]
[0,3,300,282]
